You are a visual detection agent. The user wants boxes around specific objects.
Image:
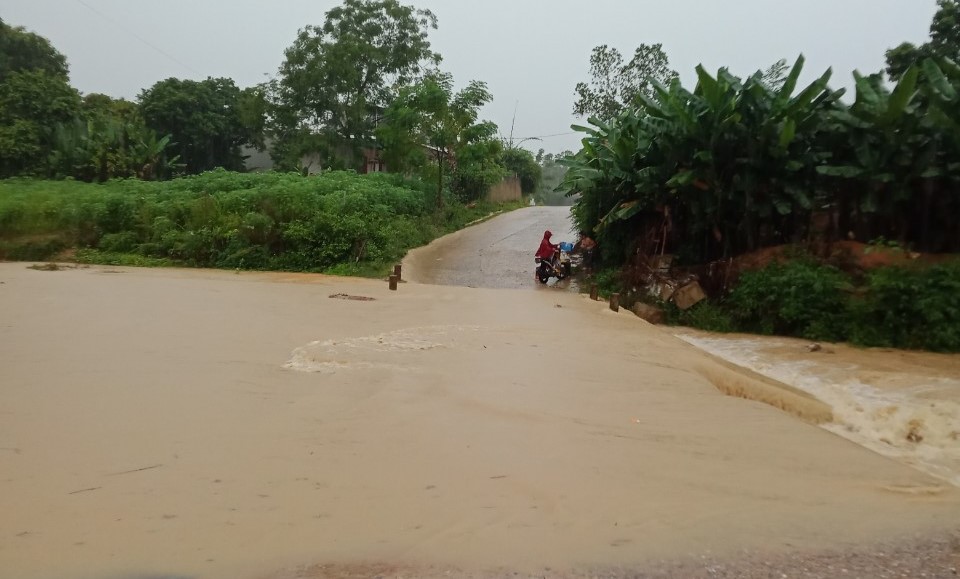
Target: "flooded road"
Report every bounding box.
[2,263,957,579]
[406,207,960,488]
[404,206,577,289]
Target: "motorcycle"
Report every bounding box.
[535,242,573,284]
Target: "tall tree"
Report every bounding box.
[377,72,502,206]
[0,70,80,177]
[273,0,440,169]
[501,148,541,194]
[237,85,268,151]
[886,0,960,79]
[0,18,68,83]
[0,20,79,177]
[139,77,250,173]
[573,44,678,119]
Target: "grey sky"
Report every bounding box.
[2,0,938,152]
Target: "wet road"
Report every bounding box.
[403,206,578,289]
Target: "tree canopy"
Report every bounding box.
[139,77,252,173]
[272,0,440,169]
[501,148,541,194]
[573,44,678,120]
[377,72,504,206]
[0,18,82,178]
[886,0,960,79]
[0,17,68,83]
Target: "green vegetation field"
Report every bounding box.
[0,170,523,276]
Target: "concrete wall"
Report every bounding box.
[242,141,381,175]
[241,143,325,175]
[241,145,273,172]
[486,176,522,203]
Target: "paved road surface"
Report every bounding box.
[403,206,577,289]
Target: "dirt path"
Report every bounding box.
[1,263,957,579]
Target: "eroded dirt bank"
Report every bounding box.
[0,263,957,579]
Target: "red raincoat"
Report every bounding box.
[535,230,558,259]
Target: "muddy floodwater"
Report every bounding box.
[675,330,960,487]
[1,217,959,578]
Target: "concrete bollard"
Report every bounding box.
[393,264,402,281]
[610,293,620,312]
[389,275,398,291]
[590,284,599,301]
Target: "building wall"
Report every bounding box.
[242,141,381,175]
[486,176,522,203]
[241,145,274,173]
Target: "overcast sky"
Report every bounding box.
[2,0,938,152]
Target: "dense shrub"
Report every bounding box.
[850,263,960,352]
[665,301,736,334]
[646,259,960,352]
[727,261,850,341]
[0,170,521,274]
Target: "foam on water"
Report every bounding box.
[677,334,960,487]
[286,325,479,374]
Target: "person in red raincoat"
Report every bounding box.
[535,230,559,261]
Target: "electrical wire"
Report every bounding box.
[512,131,579,140]
[74,0,202,76]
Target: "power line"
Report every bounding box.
[513,131,579,141]
[75,0,202,76]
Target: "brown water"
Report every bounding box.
[674,330,960,487]
[1,263,958,579]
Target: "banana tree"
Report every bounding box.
[636,57,842,259]
[916,58,960,251]
[733,57,843,246]
[816,65,933,244]
[922,57,960,165]
[561,54,960,267]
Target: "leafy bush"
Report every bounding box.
[726,261,850,341]
[665,301,736,333]
[662,259,960,352]
[591,268,622,299]
[850,262,960,352]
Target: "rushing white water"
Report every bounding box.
[676,333,960,487]
[286,325,479,374]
